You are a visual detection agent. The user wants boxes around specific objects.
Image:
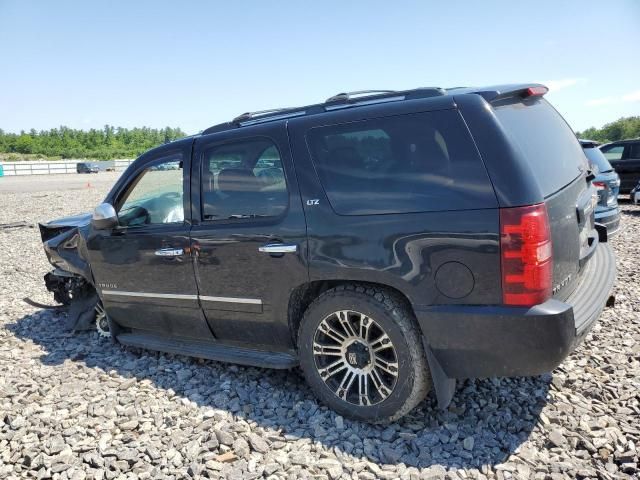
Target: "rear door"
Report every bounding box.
[601,143,637,192]
[619,142,640,192]
[190,122,308,350]
[490,97,598,301]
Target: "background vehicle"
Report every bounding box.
[599,139,640,193]
[631,181,640,204]
[76,162,99,174]
[580,140,620,235]
[40,85,615,422]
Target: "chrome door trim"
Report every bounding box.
[200,295,262,305]
[155,248,184,257]
[101,290,262,305]
[258,243,297,254]
[102,290,198,300]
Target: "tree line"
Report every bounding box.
[2,116,638,160]
[0,125,187,160]
[576,116,640,144]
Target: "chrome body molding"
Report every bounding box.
[101,290,262,305]
[102,290,198,300]
[200,295,262,305]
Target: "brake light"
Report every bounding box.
[592,181,606,190]
[523,86,548,98]
[500,203,553,306]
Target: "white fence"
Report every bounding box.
[0,159,134,176]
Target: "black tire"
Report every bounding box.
[297,284,432,423]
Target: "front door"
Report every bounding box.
[87,142,212,340]
[190,123,308,350]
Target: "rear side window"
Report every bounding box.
[201,138,288,220]
[600,144,624,161]
[493,98,586,196]
[583,146,613,173]
[629,143,640,159]
[306,110,495,215]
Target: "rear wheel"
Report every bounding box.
[298,284,431,423]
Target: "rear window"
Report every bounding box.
[582,146,613,173]
[306,110,496,215]
[493,98,586,196]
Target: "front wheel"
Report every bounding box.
[95,301,110,338]
[297,285,432,423]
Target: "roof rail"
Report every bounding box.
[324,87,446,111]
[325,90,397,103]
[202,87,448,135]
[230,108,308,127]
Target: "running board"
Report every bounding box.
[117,331,298,369]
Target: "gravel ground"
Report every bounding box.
[0,179,638,480]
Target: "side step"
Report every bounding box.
[117,331,298,369]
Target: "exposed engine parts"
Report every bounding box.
[43,270,108,335]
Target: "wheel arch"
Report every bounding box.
[287,279,416,348]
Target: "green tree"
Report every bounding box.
[576,116,640,143]
[0,125,187,159]
[14,134,34,154]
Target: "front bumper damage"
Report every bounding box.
[39,213,99,331]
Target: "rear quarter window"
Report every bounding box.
[583,146,613,173]
[306,110,496,215]
[493,98,586,196]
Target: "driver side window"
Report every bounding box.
[117,155,184,227]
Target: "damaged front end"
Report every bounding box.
[39,213,107,335]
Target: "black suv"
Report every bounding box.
[599,139,640,193]
[77,162,99,174]
[40,85,616,422]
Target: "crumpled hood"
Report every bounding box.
[41,212,92,229]
[39,212,93,283]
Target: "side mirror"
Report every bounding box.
[92,203,118,230]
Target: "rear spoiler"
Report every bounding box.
[469,84,549,103]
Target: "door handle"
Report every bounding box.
[155,248,184,257]
[258,243,297,254]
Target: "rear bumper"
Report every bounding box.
[595,207,620,236]
[416,243,616,379]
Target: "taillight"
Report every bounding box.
[522,86,548,98]
[500,203,553,306]
[592,181,606,190]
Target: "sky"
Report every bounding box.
[0,0,639,135]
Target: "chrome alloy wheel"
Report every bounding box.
[312,310,399,406]
[95,302,110,338]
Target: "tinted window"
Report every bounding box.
[306,110,495,215]
[117,156,184,227]
[201,138,288,220]
[600,144,625,161]
[582,146,613,173]
[629,143,640,158]
[493,98,586,196]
